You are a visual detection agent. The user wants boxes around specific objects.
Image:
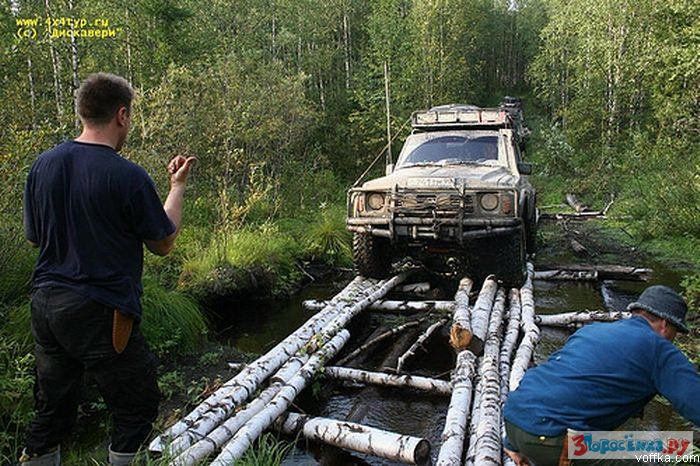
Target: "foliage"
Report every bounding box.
[236,433,293,466]
[302,204,352,267]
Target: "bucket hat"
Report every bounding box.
[627,285,689,333]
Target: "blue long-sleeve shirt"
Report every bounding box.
[504,316,699,436]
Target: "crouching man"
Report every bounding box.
[20,73,197,465]
[503,285,699,466]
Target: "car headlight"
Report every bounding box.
[367,193,385,210]
[480,193,499,211]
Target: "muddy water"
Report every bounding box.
[218,261,695,465]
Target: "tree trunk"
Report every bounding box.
[396,318,448,373]
[472,289,506,466]
[304,299,454,313]
[535,264,651,281]
[324,366,452,396]
[44,0,63,119]
[436,350,477,465]
[458,275,498,356]
[536,310,631,327]
[509,264,539,392]
[534,270,598,281]
[277,413,431,465]
[150,274,407,453]
[68,0,80,128]
[449,277,474,351]
[210,330,351,466]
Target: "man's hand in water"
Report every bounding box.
[167,155,197,187]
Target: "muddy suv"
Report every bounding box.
[347,102,536,285]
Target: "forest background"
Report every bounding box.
[1,0,698,460]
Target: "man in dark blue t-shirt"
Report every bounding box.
[21,73,196,466]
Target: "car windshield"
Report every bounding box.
[396,132,501,168]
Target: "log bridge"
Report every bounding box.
[150,265,631,465]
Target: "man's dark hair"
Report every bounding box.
[76,72,134,126]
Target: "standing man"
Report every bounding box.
[503,285,699,466]
[21,73,196,465]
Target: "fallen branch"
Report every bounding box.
[566,193,590,213]
[336,318,426,367]
[303,299,454,313]
[536,310,631,327]
[324,366,451,396]
[277,412,431,465]
[499,289,522,460]
[449,277,474,352]
[210,330,351,466]
[396,318,448,373]
[401,282,431,293]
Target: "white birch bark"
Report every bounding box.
[509,263,540,392]
[324,366,452,396]
[303,299,454,313]
[436,350,477,465]
[396,318,448,373]
[278,413,431,465]
[449,277,474,351]
[499,289,521,405]
[167,352,311,457]
[535,310,631,327]
[473,289,506,466]
[534,270,598,281]
[210,330,351,465]
[150,274,406,452]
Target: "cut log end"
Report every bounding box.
[414,438,431,465]
[449,324,473,351]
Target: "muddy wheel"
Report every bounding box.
[353,232,392,278]
[524,208,538,255]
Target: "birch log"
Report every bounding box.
[303,299,455,313]
[277,413,431,465]
[449,277,474,351]
[210,330,351,465]
[324,366,452,396]
[336,318,426,366]
[167,352,311,457]
[436,350,477,465]
[536,264,652,281]
[473,289,506,466]
[534,270,598,281]
[499,289,522,462]
[509,263,540,392]
[535,310,630,327]
[456,275,498,355]
[150,274,406,452]
[396,318,448,373]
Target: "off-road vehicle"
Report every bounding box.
[347,100,536,285]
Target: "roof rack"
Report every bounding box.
[411,106,512,130]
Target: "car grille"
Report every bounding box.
[394,192,474,216]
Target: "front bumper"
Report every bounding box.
[347,216,522,241]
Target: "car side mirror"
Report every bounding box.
[386,164,394,176]
[517,162,532,175]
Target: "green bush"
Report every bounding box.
[302,205,352,267]
[180,223,304,299]
[140,278,208,356]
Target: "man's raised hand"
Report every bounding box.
[168,155,197,187]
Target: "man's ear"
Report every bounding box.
[116,106,129,127]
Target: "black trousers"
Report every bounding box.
[25,286,160,455]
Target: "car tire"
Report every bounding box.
[524,206,538,255]
[353,232,392,278]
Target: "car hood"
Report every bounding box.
[361,165,518,190]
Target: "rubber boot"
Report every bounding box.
[108,446,136,466]
[18,447,60,466]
